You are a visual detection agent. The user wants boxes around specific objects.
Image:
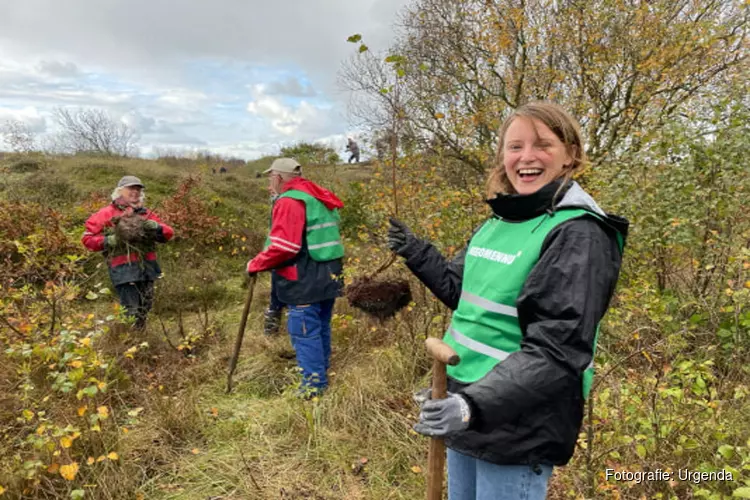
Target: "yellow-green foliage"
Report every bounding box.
[0,147,748,500]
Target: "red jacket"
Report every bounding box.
[247,177,343,280]
[82,202,174,268]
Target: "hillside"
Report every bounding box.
[1,152,749,499]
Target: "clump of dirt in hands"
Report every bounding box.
[113,213,147,244]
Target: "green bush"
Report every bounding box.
[8,158,43,173]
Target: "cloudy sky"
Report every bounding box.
[0,0,407,159]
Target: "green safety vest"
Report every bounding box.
[263,190,344,262]
[444,209,619,399]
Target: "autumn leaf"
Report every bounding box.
[77,406,87,417]
[107,452,119,461]
[47,463,60,473]
[60,436,73,449]
[59,462,79,481]
[411,465,422,473]
[97,406,109,419]
[191,448,200,455]
[87,457,95,465]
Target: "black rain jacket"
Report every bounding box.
[400,180,629,466]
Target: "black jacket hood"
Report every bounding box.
[487,180,629,241]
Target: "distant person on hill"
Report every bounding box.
[386,102,629,499]
[219,166,227,174]
[82,176,175,330]
[345,138,360,163]
[247,158,345,397]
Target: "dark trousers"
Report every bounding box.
[348,152,360,163]
[269,279,285,312]
[115,280,154,329]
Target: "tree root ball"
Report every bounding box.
[113,213,146,244]
[346,277,412,320]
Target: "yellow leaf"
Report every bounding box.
[60,436,73,449]
[77,406,87,417]
[97,382,107,391]
[745,281,750,289]
[96,455,106,462]
[107,452,119,461]
[22,409,34,421]
[210,407,219,417]
[191,448,200,455]
[97,406,109,419]
[47,463,60,473]
[80,338,91,347]
[0,485,6,495]
[87,457,95,465]
[69,360,83,369]
[122,427,129,434]
[411,465,422,473]
[59,462,79,481]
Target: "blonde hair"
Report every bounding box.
[486,101,586,198]
[111,186,146,204]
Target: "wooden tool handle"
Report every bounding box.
[425,337,460,367]
[426,356,450,499]
[226,274,257,394]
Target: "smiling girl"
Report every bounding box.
[387,102,629,499]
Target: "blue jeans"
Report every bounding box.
[447,449,552,500]
[286,299,335,391]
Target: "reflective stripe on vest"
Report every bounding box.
[461,290,518,318]
[308,222,338,231]
[449,326,511,362]
[309,240,342,250]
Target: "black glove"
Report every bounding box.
[387,217,415,255]
[414,393,472,437]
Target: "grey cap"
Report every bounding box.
[117,175,144,188]
[262,158,301,174]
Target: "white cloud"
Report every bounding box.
[0,0,409,158]
[264,77,316,97]
[246,84,325,136]
[36,60,81,78]
[0,105,47,133]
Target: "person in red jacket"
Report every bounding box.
[82,175,174,330]
[247,158,345,396]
